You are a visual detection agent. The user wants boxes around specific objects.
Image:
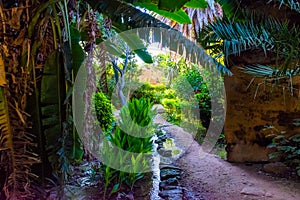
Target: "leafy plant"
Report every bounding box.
[162,98,181,125]
[198,13,300,75]
[100,98,156,197]
[93,91,114,132]
[172,67,213,128]
[131,83,166,104]
[267,132,300,176]
[218,149,227,159]
[164,89,176,99]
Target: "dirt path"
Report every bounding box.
[154,114,300,200]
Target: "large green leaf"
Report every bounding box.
[86,0,230,73]
[134,49,153,63]
[42,50,84,172]
[104,40,126,57]
[216,0,242,19]
[119,33,153,63]
[86,0,170,28]
[134,2,192,24]
[157,0,189,11]
[28,0,62,37]
[70,26,85,78]
[41,50,64,168]
[120,0,190,11]
[184,0,208,8]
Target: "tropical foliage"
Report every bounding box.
[131,83,166,104]
[2,0,300,198]
[101,98,156,197]
[93,91,114,132]
[267,130,300,176]
[0,0,86,198]
[197,0,300,77]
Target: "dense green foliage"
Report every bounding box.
[198,1,300,76]
[93,92,114,132]
[173,66,212,128]
[162,97,181,125]
[268,132,300,176]
[101,98,156,197]
[131,83,166,104]
[3,0,300,198]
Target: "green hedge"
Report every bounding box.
[130,83,167,104]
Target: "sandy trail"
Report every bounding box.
[154,114,300,200]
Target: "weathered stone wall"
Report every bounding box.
[224,67,300,162]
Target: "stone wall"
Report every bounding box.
[224,67,300,162]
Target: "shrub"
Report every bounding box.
[164,89,176,99]
[93,91,114,132]
[267,132,300,176]
[101,98,156,197]
[162,98,181,125]
[172,68,212,128]
[131,83,166,104]
[162,98,179,109]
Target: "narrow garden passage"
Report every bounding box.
[154,114,300,200]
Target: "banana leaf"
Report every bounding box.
[119,33,153,63]
[185,0,208,8]
[70,25,85,78]
[134,2,192,24]
[41,49,83,170]
[40,50,64,168]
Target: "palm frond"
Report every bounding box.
[0,79,39,200]
[275,0,300,13]
[133,27,232,74]
[240,64,300,77]
[239,65,277,77]
[198,13,300,74]
[198,16,283,57]
[0,87,13,196]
